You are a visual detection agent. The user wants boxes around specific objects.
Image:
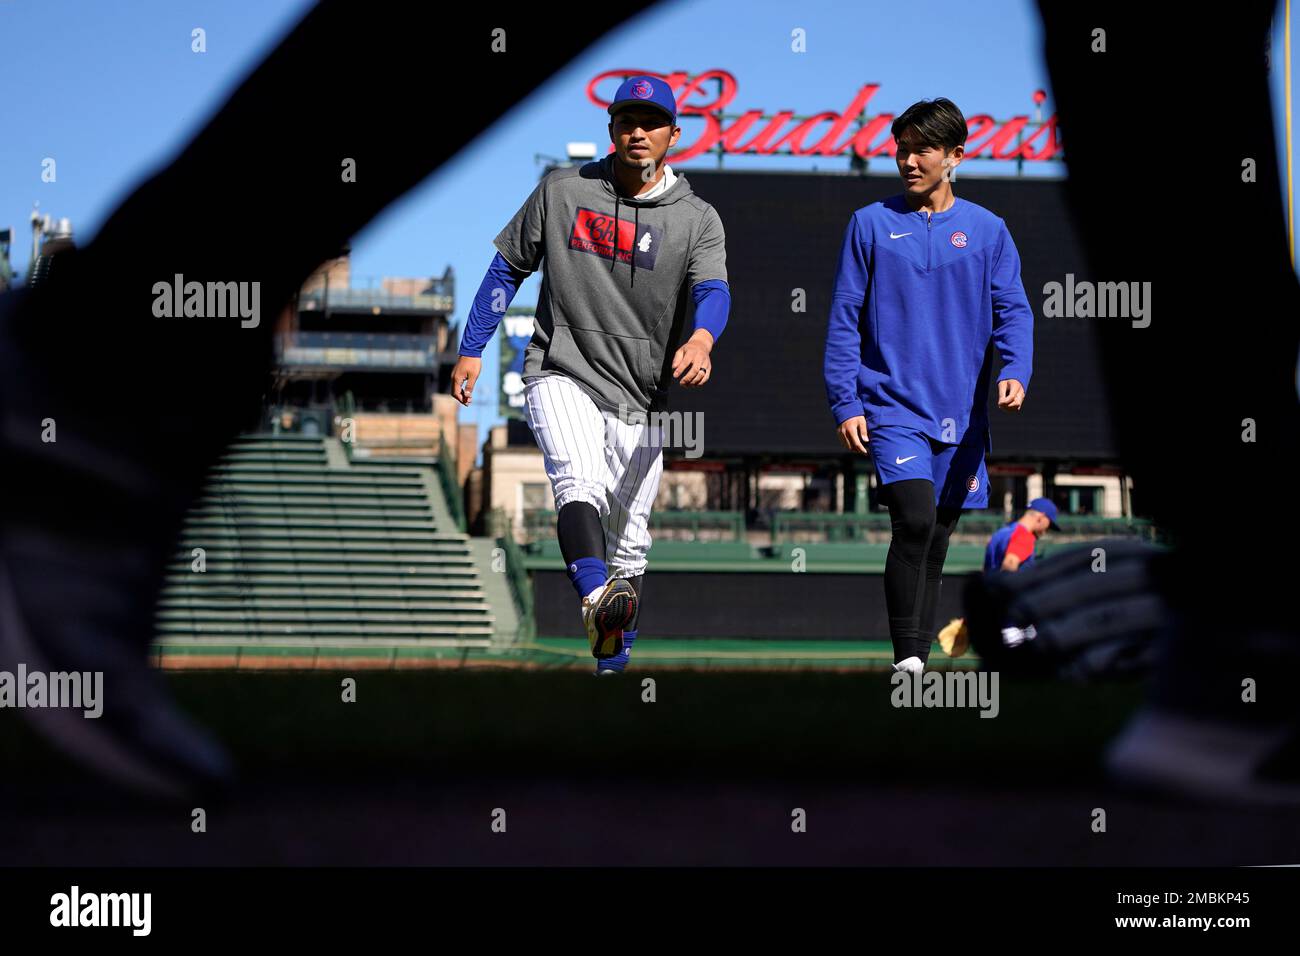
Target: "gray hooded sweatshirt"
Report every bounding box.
[494,154,727,416]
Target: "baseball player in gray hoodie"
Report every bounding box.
[451,75,732,673]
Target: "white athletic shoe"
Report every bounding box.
[892,656,925,674]
[580,575,637,659]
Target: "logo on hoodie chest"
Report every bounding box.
[569,207,662,272]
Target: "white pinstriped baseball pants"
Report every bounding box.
[523,374,664,578]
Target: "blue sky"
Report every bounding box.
[3,0,1297,456]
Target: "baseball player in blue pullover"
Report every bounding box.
[823,97,1034,674]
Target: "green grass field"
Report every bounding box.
[2,667,1144,783]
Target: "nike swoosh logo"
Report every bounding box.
[895,455,918,464]
[889,232,912,239]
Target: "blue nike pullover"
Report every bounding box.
[823,194,1034,445]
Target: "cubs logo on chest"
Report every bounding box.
[568,207,662,271]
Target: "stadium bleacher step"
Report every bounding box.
[167,553,476,568]
[159,597,494,613]
[157,607,493,624]
[162,575,483,590]
[184,517,449,532]
[173,543,475,558]
[180,528,465,544]
[164,568,482,582]
[157,432,497,652]
[162,585,488,599]
[188,507,440,523]
[155,622,496,638]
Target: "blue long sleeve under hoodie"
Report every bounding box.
[823,194,1033,446]
[458,256,730,358]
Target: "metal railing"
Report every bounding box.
[489,507,535,639]
[437,430,467,533]
[1053,514,1161,542]
[334,392,357,455]
[277,331,437,369]
[771,510,1160,543]
[522,506,1160,547]
[522,508,746,543]
[772,511,893,542]
[298,285,453,314]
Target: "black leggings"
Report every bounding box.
[557,501,605,566]
[881,479,961,664]
[556,501,643,630]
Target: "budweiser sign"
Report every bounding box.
[587,69,1060,165]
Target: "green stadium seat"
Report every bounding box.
[157,433,494,649]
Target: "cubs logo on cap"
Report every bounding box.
[607,75,678,123]
[950,231,968,248]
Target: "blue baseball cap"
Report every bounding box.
[1027,497,1060,530]
[607,75,677,125]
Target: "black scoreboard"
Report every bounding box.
[669,169,1118,461]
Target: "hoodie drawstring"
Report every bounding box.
[631,204,639,287]
[608,156,650,287]
[609,194,620,277]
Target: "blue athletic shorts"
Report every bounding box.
[867,424,989,509]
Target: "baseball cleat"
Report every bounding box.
[937,617,969,657]
[581,576,637,659]
[892,655,925,674]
